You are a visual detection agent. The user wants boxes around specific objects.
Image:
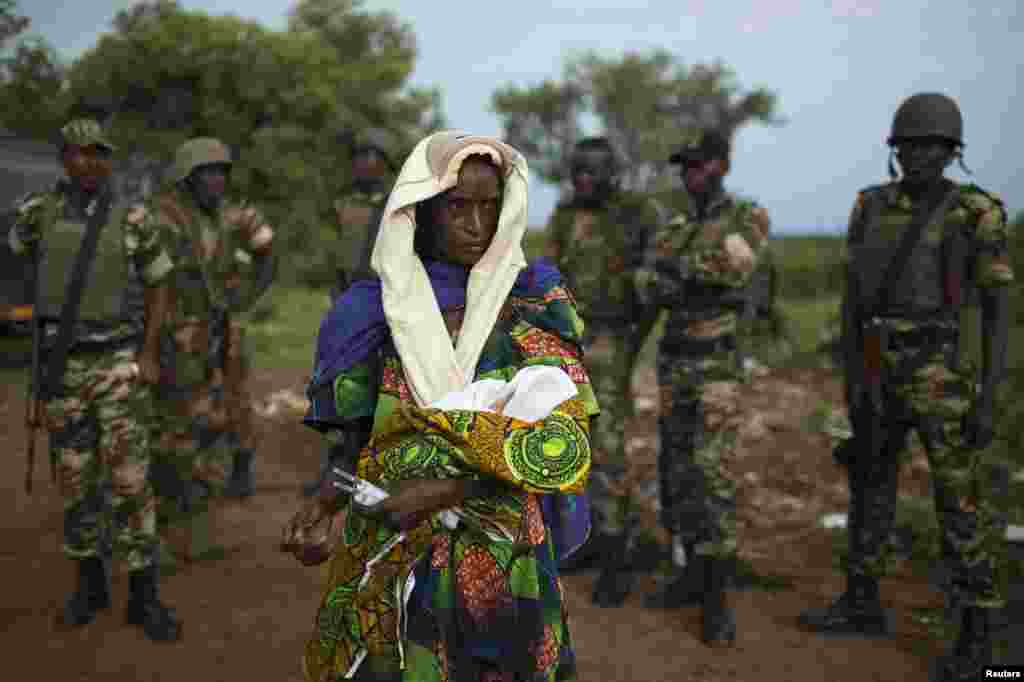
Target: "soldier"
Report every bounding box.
[799,93,1012,682]
[140,137,276,517]
[634,129,771,646]
[545,136,662,606]
[300,129,394,497]
[12,118,182,640]
[327,128,395,299]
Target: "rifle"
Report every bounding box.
[24,243,44,494]
[206,302,230,421]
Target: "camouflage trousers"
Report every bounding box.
[657,338,746,560]
[45,348,157,571]
[846,344,1005,609]
[153,319,254,492]
[582,326,637,540]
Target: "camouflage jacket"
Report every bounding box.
[9,182,172,348]
[330,185,389,281]
[843,181,1013,333]
[546,191,662,325]
[131,187,275,325]
[635,191,771,342]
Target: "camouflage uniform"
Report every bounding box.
[547,192,660,544]
[837,183,1010,603]
[635,192,771,559]
[10,118,180,639]
[328,186,389,297]
[12,193,168,570]
[138,183,274,497]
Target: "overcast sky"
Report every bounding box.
[22,0,1023,232]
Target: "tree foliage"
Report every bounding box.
[0,1,66,138]
[0,0,28,49]
[35,0,445,284]
[491,49,782,192]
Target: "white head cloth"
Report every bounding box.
[369,131,530,407]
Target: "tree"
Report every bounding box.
[491,49,782,193]
[0,0,29,50]
[60,0,443,284]
[0,0,66,138]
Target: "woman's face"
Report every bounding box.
[432,157,502,267]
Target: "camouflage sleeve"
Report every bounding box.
[962,187,1014,288]
[123,203,174,285]
[8,192,50,255]
[689,201,771,289]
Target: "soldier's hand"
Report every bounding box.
[963,402,995,449]
[138,353,161,385]
[281,498,337,566]
[19,222,43,247]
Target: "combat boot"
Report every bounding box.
[591,535,635,607]
[644,543,705,609]
[224,449,255,499]
[701,557,736,646]
[798,574,889,636]
[934,606,992,681]
[61,557,111,627]
[125,565,183,642]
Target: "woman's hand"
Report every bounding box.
[360,479,468,530]
[280,498,338,566]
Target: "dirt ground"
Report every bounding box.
[1,364,969,681]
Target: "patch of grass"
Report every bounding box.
[776,295,841,357]
[245,285,332,373]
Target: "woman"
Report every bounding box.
[283,132,598,682]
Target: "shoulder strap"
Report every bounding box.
[353,202,386,282]
[870,182,958,316]
[43,190,115,398]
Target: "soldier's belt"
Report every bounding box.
[580,309,633,325]
[666,304,738,321]
[660,333,736,356]
[859,317,957,351]
[885,325,958,352]
[40,334,139,359]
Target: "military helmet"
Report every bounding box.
[169,137,232,184]
[887,92,963,147]
[60,118,116,151]
[669,129,731,164]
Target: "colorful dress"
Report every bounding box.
[303,260,597,682]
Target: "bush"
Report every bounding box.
[770,235,846,300]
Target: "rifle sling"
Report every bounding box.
[43,190,115,398]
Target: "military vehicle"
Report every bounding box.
[0,128,59,341]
